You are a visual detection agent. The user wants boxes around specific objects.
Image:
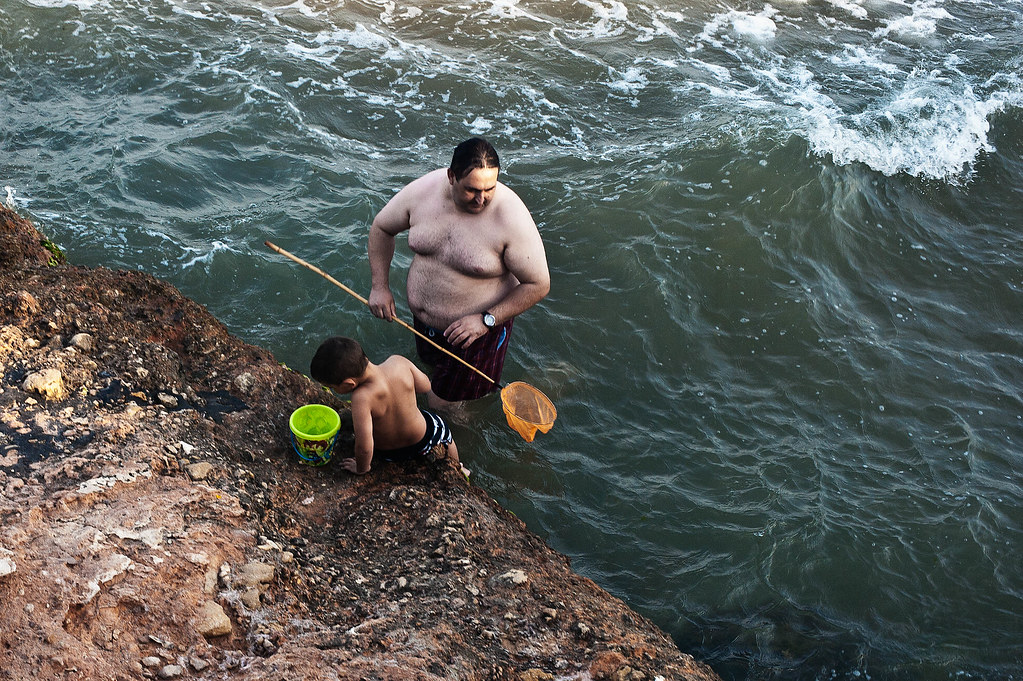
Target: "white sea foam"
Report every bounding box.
[825,0,869,20]
[829,45,901,75]
[874,0,952,39]
[481,0,552,24]
[572,0,630,38]
[179,240,233,271]
[802,80,1011,180]
[283,24,391,67]
[22,0,103,8]
[609,66,649,94]
[379,5,423,25]
[731,6,779,41]
[698,5,779,48]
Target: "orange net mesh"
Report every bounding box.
[500,381,557,442]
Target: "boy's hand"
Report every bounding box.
[342,458,369,475]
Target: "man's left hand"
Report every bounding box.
[444,314,489,349]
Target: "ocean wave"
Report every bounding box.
[802,80,1020,181]
[873,0,953,39]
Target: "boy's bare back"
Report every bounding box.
[350,355,431,453]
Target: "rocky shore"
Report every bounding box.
[0,204,720,681]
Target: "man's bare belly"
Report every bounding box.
[407,256,515,329]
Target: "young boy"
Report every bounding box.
[309,336,463,476]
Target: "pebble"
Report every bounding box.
[141,656,162,668]
[196,601,232,638]
[233,372,255,393]
[22,368,64,400]
[68,333,94,352]
[234,562,274,588]
[497,569,528,585]
[158,664,184,678]
[185,462,214,481]
[0,547,16,578]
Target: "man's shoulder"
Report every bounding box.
[492,183,536,230]
[403,168,447,194]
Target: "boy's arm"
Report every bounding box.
[345,396,374,475]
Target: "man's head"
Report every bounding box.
[448,137,501,214]
[310,336,369,393]
[449,137,500,181]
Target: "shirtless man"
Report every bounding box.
[368,138,550,408]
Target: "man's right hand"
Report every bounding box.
[368,287,396,321]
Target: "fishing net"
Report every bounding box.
[500,381,557,442]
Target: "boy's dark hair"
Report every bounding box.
[449,137,500,181]
[310,336,369,385]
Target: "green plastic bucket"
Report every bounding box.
[289,404,340,466]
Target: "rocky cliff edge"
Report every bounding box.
[0,205,720,681]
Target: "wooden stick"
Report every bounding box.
[265,241,499,386]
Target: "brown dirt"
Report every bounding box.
[0,204,721,681]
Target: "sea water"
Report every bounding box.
[2,1,1022,679]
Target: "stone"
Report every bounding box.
[497,569,528,585]
[185,462,214,481]
[22,368,65,400]
[68,333,95,352]
[141,656,162,668]
[158,664,184,678]
[0,547,16,578]
[233,372,255,393]
[240,587,262,610]
[195,601,232,638]
[234,561,274,588]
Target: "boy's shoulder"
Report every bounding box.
[380,354,416,370]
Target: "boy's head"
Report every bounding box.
[310,336,369,392]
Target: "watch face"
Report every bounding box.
[483,313,496,327]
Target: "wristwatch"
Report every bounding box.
[482,311,496,328]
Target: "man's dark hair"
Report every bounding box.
[310,336,369,385]
[449,137,500,181]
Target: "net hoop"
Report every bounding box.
[500,381,557,443]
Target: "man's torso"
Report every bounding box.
[404,170,517,328]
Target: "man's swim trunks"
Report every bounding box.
[413,315,513,401]
[376,409,453,461]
